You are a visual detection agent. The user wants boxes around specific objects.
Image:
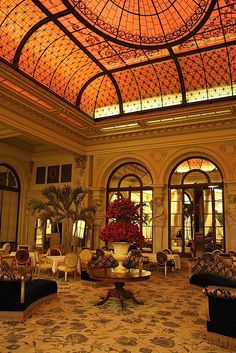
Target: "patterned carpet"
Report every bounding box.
[0,262,234,353]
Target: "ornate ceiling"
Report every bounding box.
[1,0,236,121]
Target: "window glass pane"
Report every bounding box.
[170,157,224,255]
[107,162,153,251]
[184,171,208,184]
[73,220,86,238]
[120,175,140,187]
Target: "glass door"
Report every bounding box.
[169,157,224,257]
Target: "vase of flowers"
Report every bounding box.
[98,198,144,272]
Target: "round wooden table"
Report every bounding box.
[89,268,151,310]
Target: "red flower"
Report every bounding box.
[98,198,144,243]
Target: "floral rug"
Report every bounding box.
[0,264,234,353]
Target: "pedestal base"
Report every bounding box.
[111,259,129,273]
[95,282,144,310]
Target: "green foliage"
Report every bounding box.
[29,185,96,249]
[29,185,90,222]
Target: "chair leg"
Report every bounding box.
[164,265,167,277]
[65,271,67,282]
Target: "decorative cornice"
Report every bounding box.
[86,117,236,144]
[1,68,236,149]
[0,89,87,143]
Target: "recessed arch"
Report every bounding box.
[168,156,224,257]
[106,161,153,251]
[0,163,21,250]
[158,146,229,185]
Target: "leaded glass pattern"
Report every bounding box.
[171,157,222,185]
[68,0,212,47]
[0,0,236,120]
[80,75,120,117]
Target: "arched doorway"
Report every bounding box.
[169,157,224,257]
[107,162,153,251]
[0,164,20,250]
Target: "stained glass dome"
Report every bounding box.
[68,0,212,47]
[0,0,236,120]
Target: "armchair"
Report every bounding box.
[34,251,52,277]
[123,250,143,269]
[0,243,11,255]
[156,251,174,276]
[57,253,78,281]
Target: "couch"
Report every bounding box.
[189,254,236,288]
[203,286,236,350]
[0,261,57,321]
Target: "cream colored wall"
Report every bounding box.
[0,142,31,249]
[90,136,236,252]
[28,152,86,250]
[1,109,236,253]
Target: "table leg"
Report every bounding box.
[95,282,144,310]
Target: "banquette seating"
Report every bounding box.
[189,253,236,287]
[203,286,236,350]
[0,255,57,321]
[189,252,236,349]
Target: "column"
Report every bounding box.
[90,187,106,249]
[225,182,236,250]
[151,185,168,254]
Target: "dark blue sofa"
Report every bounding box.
[0,262,57,321]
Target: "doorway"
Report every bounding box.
[169,158,224,257]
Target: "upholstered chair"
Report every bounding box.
[34,251,53,277]
[57,253,78,281]
[79,249,93,271]
[123,249,143,269]
[228,250,236,256]
[15,249,30,269]
[48,248,62,256]
[162,248,172,254]
[202,252,214,262]
[156,251,174,276]
[0,243,11,255]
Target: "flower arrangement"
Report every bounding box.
[98,198,144,243]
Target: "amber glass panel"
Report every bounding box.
[183,171,209,185]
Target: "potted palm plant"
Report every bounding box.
[29,185,96,253]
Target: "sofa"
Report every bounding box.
[189,254,236,288]
[203,286,236,350]
[0,261,57,321]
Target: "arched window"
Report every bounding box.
[169,157,224,257]
[107,162,153,251]
[0,164,20,249]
